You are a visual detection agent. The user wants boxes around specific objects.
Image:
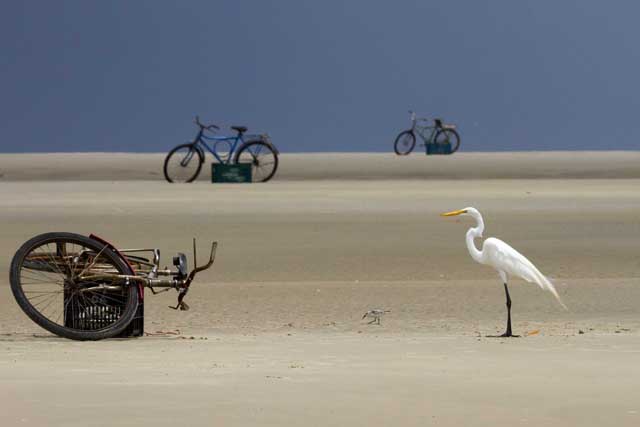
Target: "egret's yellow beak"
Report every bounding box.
[440,209,467,217]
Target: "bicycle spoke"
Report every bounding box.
[16,237,133,333]
[180,149,195,167]
[75,245,108,279]
[41,244,68,278]
[237,142,277,182]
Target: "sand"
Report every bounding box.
[1,151,640,181]
[0,153,639,426]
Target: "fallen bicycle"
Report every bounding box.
[9,232,217,341]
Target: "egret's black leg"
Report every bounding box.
[500,283,519,337]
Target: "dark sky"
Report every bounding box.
[1,1,639,153]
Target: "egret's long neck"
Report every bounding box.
[466,212,485,263]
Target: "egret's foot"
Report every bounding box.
[500,332,520,338]
[487,332,520,338]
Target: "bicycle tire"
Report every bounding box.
[10,232,139,341]
[434,129,461,153]
[394,131,416,155]
[163,143,204,183]
[234,141,279,182]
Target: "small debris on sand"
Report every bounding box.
[144,329,181,337]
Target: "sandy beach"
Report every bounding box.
[1,153,639,426]
[1,151,640,181]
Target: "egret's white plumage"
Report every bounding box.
[442,207,566,336]
[480,237,566,309]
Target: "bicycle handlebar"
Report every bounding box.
[194,115,220,131]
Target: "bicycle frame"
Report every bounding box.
[87,234,218,311]
[193,129,267,164]
[414,124,438,146]
[408,111,443,150]
[196,131,244,164]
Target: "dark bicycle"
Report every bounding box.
[164,116,279,183]
[10,232,217,340]
[394,111,461,155]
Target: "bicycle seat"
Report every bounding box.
[231,126,247,134]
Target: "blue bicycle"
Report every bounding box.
[163,116,279,183]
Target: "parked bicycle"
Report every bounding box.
[393,111,460,155]
[10,232,217,340]
[164,116,279,183]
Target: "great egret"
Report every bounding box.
[441,207,566,337]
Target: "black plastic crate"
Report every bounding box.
[426,142,452,155]
[117,299,143,338]
[64,289,144,338]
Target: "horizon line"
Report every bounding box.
[0,149,639,155]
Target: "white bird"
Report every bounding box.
[441,207,566,337]
[362,309,390,325]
